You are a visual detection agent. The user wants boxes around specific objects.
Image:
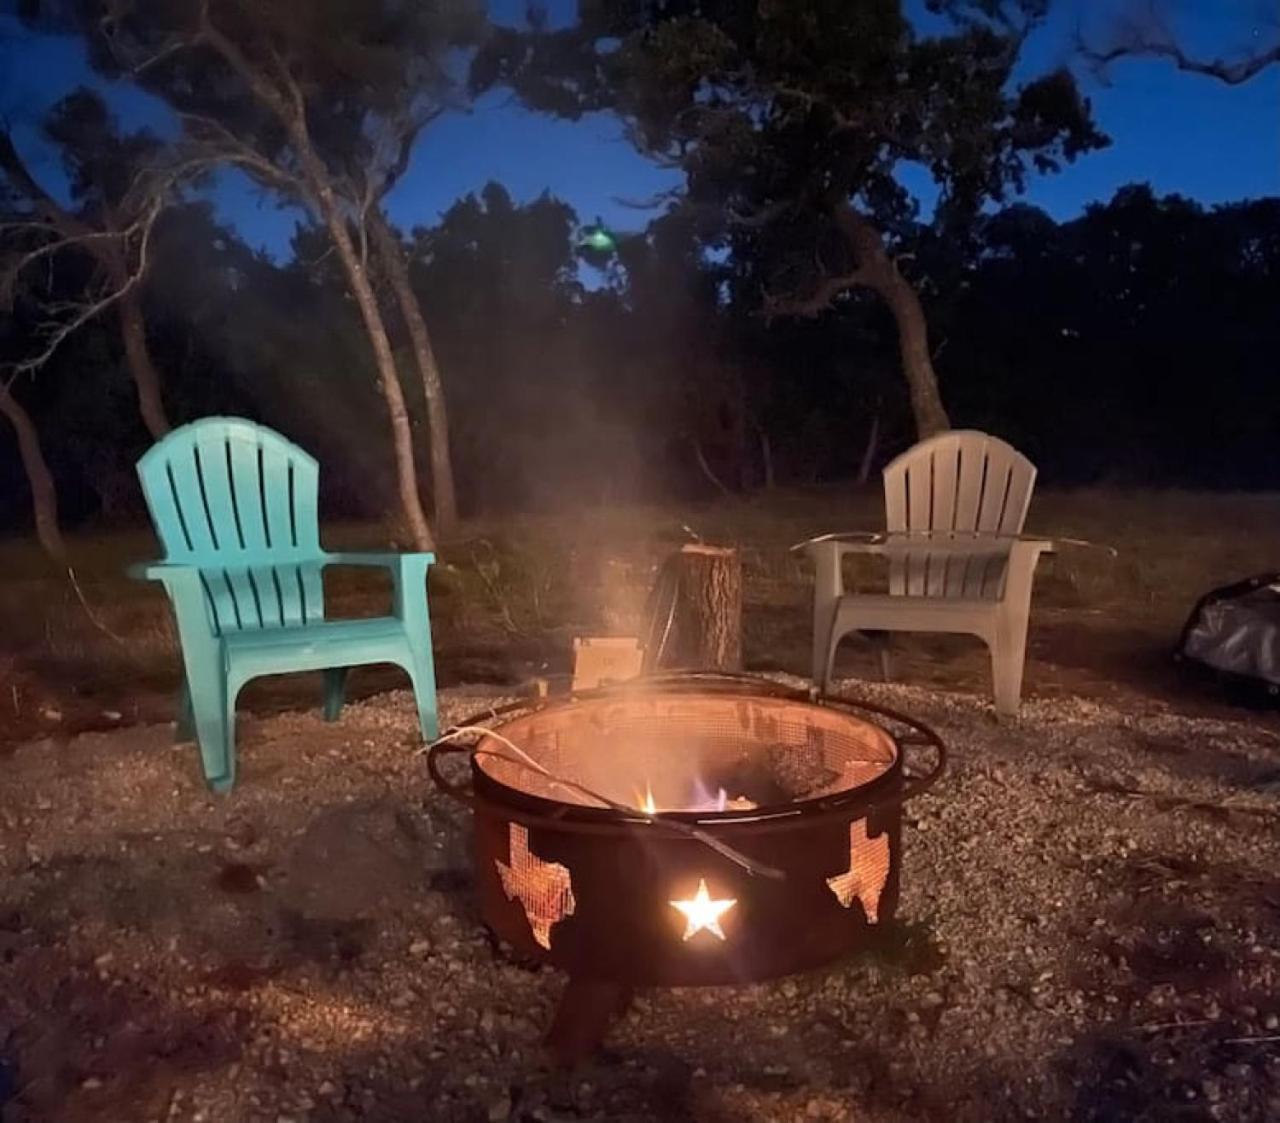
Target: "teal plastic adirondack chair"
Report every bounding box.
[131,417,439,793]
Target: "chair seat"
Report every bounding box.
[223,616,411,678]
[832,593,1001,638]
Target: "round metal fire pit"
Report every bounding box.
[427,674,945,992]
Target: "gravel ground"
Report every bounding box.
[2,679,1279,1123]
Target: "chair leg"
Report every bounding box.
[810,546,845,694]
[175,678,194,744]
[407,665,439,742]
[991,612,1030,717]
[874,634,894,682]
[402,637,440,743]
[812,621,838,695]
[188,677,236,793]
[323,667,348,722]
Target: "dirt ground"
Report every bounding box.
[2,490,1280,1121]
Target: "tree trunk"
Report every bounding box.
[831,201,951,439]
[754,418,775,489]
[0,132,172,440]
[877,270,951,439]
[313,190,435,552]
[0,382,66,563]
[689,435,733,497]
[857,404,881,484]
[369,210,458,530]
[669,544,742,671]
[115,282,170,439]
[193,24,436,554]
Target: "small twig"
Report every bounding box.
[688,436,734,497]
[65,566,133,652]
[469,540,527,637]
[1224,1034,1280,1046]
[425,725,785,880]
[1138,1018,1220,1033]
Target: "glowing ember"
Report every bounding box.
[669,878,737,942]
[826,818,891,923]
[635,778,758,814]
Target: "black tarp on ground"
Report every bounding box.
[1177,574,1280,703]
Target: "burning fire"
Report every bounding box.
[635,779,757,814]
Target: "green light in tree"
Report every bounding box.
[579,223,617,253]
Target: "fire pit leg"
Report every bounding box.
[545,977,633,1065]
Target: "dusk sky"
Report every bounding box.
[1,0,1276,258]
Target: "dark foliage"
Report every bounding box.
[3,178,1279,536]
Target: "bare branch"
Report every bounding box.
[611,187,683,211]
[1,228,118,307]
[2,196,163,379]
[726,199,793,229]
[178,112,309,200]
[761,267,871,322]
[1089,38,1280,84]
[1079,2,1280,85]
[760,199,897,321]
[197,4,298,128]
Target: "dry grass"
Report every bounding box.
[2,487,1280,740]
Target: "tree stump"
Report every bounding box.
[668,544,743,671]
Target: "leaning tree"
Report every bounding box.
[64,0,486,547]
[0,89,192,440]
[1,88,206,560]
[479,0,1107,438]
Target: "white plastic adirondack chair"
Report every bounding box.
[807,430,1052,715]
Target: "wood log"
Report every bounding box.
[668,544,743,671]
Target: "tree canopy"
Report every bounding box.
[476,0,1108,436]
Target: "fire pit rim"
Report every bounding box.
[426,672,945,832]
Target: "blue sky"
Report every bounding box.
[1,0,1276,258]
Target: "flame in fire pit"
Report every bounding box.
[635,778,758,814]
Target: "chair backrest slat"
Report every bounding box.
[882,430,1037,600]
[137,418,325,633]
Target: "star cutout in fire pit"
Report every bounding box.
[826,818,890,923]
[496,823,576,949]
[670,878,736,942]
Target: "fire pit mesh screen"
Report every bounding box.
[477,692,896,813]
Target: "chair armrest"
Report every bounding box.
[1003,539,1054,607]
[323,550,436,571]
[804,533,1040,564]
[805,535,1055,602]
[127,560,206,589]
[125,561,218,654]
[324,551,435,630]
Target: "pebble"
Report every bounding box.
[8,682,1280,1122]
